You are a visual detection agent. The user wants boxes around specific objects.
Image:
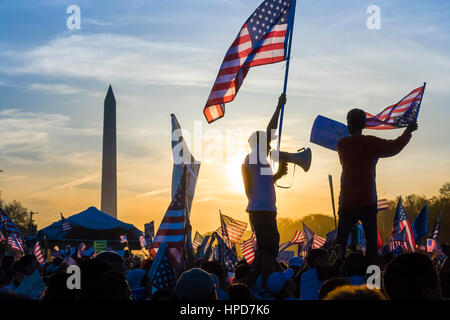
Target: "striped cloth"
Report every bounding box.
[0,208,25,243]
[203,0,295,123]
[60,213,72,232]
[8,235,24,252]
[215,227,234,249]
[279,230,305,252]
[312,234,326,249]
[150,168,187,265]
[391,198,416,252]
[33,241,45,265]
[220,213,247,244]
[366,84,425,130]
[192,231,204,250]
[377,199,389,211]
[241,233,257,264]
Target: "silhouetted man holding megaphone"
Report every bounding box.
[335,108,418,260]
[242,93,289,288]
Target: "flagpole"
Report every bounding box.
[276,0,297,153]
[328,174,337,229]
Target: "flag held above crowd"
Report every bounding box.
[365,83,426,130]
[203,0,297,123]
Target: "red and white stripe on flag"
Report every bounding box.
[203,0,293,123]
[241,233,257,264]
[291,230,305,244]
[400,221,417,252]
[377,199,389,211]
[365,85,425,130]
[33,241,45,265]
[220,214,248,244]
[312,234,326,249]
[8,236,23,252]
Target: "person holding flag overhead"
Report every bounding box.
[241,94,289,288]
[334,106,419,260]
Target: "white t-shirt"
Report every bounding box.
[243,153,277,212]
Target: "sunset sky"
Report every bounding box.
[0,0,449,236]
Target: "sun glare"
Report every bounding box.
[226,153,247,194]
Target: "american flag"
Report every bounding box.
[150,168,187,265]
[390,198,416,252]
[8,235,24,252]
[429,213,441,240]
[120,235,128,243]
[0,208,25,241]
[216,235,238,274]
[312,234,326,249]
[203,0,296,123]
[192,231,204,250]
[33,241,45,265]
[219,213,247,245]
[390,228,407,251]
[365,84,426,130]
[215,226,234,249]
[150,243,177,292]
[377,199,389,211]
[241,233,257,264]
[60,213,72,232]
[279,230,305,252]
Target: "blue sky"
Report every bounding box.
[0,0,449,232]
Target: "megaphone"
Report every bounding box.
[278,147,312,172]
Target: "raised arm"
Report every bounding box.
[265,93,286,155]
[372,122,418,158]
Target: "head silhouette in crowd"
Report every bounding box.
[341,252,367,277]
[175,268,217,300]
[325,285,386,300]
[346,108,366,136]
[201,260,227,289]
[228,282,253,300]
[95,251,126,275]
[383,252,442,300]
[318,277,350,300]
[234,263,252,282]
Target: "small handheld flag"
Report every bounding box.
[120,235,128,244]
[365,84,426,130]
[377,199,389,211]
[60,213,72,232]
[33,241,45,265]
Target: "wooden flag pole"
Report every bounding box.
[328,174,337,229]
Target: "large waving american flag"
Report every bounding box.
[203,0,296,123]
[365,84,426,130]
[150,168,187,265]
[390,198,416,252]
[241,233,257,264]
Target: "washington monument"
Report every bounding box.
[101,85,117,218]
